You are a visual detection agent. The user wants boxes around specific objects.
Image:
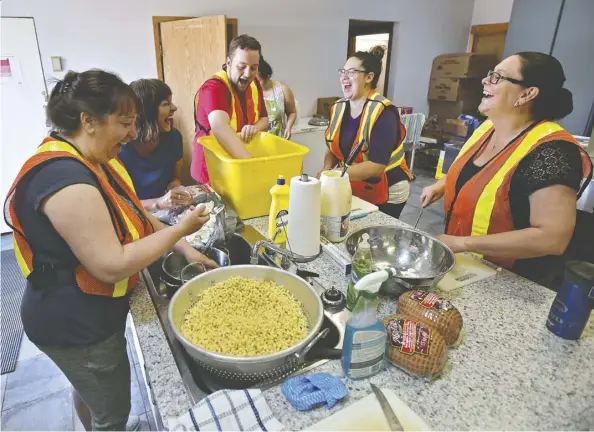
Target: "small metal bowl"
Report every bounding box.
[160,247,230,297]
[345,225,455,296]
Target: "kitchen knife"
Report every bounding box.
[370,384,403,431]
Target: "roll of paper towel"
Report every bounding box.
[287,174,321,258]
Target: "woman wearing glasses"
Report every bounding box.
[421,52,592,289]
[319,46,412,218]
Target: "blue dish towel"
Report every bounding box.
[281,373,348,411]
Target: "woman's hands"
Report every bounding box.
[156,186,193,210]
[316,164,334,179]
[176,204,211,237]
[420,180,446,208]
[182,247,219,270]
[283,127,293,140]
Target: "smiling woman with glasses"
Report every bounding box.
[337,68,366,78]
[319,46,412,219]
[486,69,528,86]
[420,52,593,290]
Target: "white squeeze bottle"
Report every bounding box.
[341,268,396,380]
[320,170,352,242]
[268,175,290,245]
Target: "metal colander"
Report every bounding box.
[168,265,326,387]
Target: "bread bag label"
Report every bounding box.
[410,290,453,312]
[386,318,431,356]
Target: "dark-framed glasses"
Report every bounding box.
[487,70,527,86]
[338,68,365,78]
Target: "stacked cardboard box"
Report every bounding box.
[316,97,341,119]
[423,53,497,140]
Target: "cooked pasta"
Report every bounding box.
[180,276,309,357]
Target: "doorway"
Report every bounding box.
[347,20,395,97]
[152,15,238,183]
[1,17,47,233]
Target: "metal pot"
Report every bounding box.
[168,265,325,386]
[160,247,230,297]
[345,225,455,297]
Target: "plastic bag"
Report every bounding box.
[150,185,244,252]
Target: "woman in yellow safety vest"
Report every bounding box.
[3,70,216,431]
[420,52,592,289]
[319,45,412,218]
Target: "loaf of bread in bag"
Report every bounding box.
[398,290,463,345]
[383,314,448,378]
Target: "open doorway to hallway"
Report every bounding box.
[347,19,395,97]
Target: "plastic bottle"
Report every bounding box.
[341,268,395,380]
[346,234,374,311]
[320,170,352,242]
[268,175,290,245]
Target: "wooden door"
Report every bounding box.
[160,16,228,183]
[468,23,509,62]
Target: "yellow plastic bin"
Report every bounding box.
[199,132,309,219]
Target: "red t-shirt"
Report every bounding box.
[191,78,267,184]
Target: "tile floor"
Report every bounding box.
[399,169,446,237]
[0,320,159,431]
[0,169,444,431]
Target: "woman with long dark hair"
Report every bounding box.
[119,78,192,211]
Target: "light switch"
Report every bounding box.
[51,56,63,72]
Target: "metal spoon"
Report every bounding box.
[413,207,424,229]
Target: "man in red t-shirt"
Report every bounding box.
[192,34,269,184]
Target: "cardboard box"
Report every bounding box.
[428,77,483,102]
[442,119,471,140]
[422,100,481,140]
[316,97,340,118]
[428,100,480,123]
[431,53,497,78]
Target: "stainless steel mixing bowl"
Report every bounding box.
[345,225,455,296]
[168,265,325,386]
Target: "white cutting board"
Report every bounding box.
[307,388,431,431]
[436,253,498,292]
[351,196,379,215]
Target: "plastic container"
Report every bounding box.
[342,269,394,380]
[442,142,463,174]
[320,170,352,242]
[346,233,373,311]
[199,132,309,219]
[546,261,594,340]
[268,175,290,244]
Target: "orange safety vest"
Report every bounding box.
[325,91,411,205]
[194,70,262,133]
[4,138,154,297]
[444,119,593,269]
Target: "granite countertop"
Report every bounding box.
[129,211,594,430]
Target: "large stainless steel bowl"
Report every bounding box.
[168,265,325,386]
[345,225,455,296]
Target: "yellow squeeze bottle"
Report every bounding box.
[268,175,290,245]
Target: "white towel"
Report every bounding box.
[168,389,284,431]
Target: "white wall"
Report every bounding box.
[2,0,474,116]
[471,0,514,25]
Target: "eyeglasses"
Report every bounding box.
[486,70,527,86]
[338,68,366,78]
